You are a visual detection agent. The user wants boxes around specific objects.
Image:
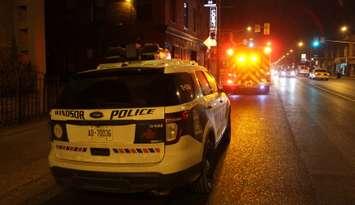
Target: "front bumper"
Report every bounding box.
[51,163,202,193]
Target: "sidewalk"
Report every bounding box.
[304,77,355,101]
[0,118,48,139]
[328,76,355,80]
[0,118,56,204]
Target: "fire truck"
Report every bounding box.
[222,46,271,94]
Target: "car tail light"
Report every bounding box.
[165,110,191,145]
[135,122,164,144]
[166,123,178,143]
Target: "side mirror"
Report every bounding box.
[218,86,224,93]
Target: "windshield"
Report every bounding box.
[55,71,195,109]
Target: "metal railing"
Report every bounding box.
[0,70,64,127]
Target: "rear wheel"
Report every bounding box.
[261,86,270,95]
[223,115,231,144]
[192,137,215,193]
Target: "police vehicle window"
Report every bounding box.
[196,71,212,95]
[174,73,195,103]
[204,72,218,93]
[55,71,194,108]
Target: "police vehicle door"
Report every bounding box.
[195,71,221,143]
[204,72,227,142]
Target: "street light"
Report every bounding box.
[264,46,272,55]
[246,26,252,32]
[298,41,304,48]
[226,48,234,57]
[340,25,348,33]
[248,41,255,48]
[289,49,294,53]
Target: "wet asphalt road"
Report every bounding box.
[0,77,354,205]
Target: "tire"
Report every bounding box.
[223,115,231,144]
[261,86,270,95]
[192,137,215,193]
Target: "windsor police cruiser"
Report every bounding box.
[48,59,231,194]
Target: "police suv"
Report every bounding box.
[48,59,231,194]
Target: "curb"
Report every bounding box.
[0,118,48,138]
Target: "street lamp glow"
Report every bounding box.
[340,26,348,33]
[289,49,294,53]
[298,41,304,48]
[246,26,252,32]
[264,46,272,55]
[226,48,234,57]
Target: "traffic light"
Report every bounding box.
[312,39,320,48]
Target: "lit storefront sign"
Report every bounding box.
[204,0,217,47]
[210,7,217,30]
[204,0,216,7]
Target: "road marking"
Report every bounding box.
[310,84,355,102]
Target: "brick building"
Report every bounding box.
[0,0,46,74]
[46,0,212,76]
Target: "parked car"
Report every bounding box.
[48,59,231,194]
[309,69,330,80]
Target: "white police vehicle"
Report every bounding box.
[48,59,231,194]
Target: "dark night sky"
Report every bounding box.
[221,0,355,57]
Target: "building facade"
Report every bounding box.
[320,35,355,76]
[45,0,212,76]
[0,0,46,74]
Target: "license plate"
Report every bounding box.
[88,126,113,141]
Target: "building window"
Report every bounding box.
[170,0,176,22]
[193,8,197,32]
[190,50,197,61]
[183,2,189,28]
[137,0,153,21]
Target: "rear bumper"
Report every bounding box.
[51,163,202,193]
[313,76,329,80]
[48,136,204,192]
[223,84,270,94]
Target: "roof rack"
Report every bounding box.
[97,59,199,70]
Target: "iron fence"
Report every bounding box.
[0,71,64,127]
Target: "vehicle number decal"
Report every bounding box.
[54,110,85,120]
[88,127,112,141]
